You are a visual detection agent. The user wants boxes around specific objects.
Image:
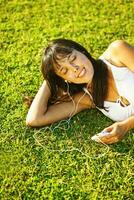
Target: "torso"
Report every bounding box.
[97,55,134,121]
[105,66,120,102]
[101,49,125,102]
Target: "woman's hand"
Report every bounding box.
[98,122,128,144]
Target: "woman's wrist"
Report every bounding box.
[119,116,134,133]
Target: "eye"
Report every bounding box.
[69,54,76,63]
[60,67,68,74]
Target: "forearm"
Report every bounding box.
[26,80,51,123]
[26,88,92,127]
[120,115,134,132]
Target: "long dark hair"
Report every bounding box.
[41,38,108,109]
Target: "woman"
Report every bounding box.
[26,39,134,144]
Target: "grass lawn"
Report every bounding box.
[0,0,134,199]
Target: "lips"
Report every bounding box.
[78,67,86,78]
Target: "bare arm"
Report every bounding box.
[26,80,93,127]
[121,115,134,131]
[104,40,134,71]
[98,40,134,144]
[26,80,51,126]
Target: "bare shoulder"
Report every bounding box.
[100,40,133,67]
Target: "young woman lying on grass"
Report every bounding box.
[26,39,134,144]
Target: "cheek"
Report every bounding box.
[89,66,94,77]
[91,67,94,76]
[65,71,75,80]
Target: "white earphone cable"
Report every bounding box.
[32,81,110,158]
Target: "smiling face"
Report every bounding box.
[54,50,94,84]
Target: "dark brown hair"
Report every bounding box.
[41,39,108,109]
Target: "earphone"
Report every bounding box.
[32,80,110,158]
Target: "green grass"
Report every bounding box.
[0,0,134,199]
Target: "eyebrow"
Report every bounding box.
[54,60,61,71]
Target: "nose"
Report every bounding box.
[71,63,79,72]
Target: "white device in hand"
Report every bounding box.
[98,130,110,137]
[91,130,110,142]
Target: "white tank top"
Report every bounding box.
[85,58,134,122]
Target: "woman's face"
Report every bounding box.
[54,50,94,84]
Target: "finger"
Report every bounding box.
[99,136,119,144]
[104,138,119,144]
[92,134,114,144]
[91,130,117,143]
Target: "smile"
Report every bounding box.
[78,67,86,78]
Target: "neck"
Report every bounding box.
[86,81,93,93]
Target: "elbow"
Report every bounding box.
[26,116,40,127]
[26,118,36,127]
[26,115,49,127]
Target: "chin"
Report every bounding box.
[84,77,90,84]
